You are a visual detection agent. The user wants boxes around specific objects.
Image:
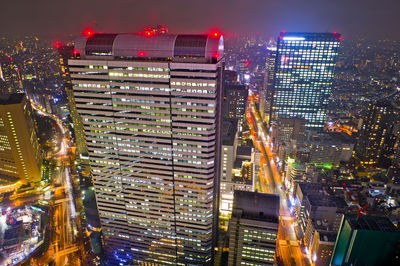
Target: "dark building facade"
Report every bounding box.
[223,84,248,119]
[331,214,400,266]
[259,46,277,124]
[56,44,90,171]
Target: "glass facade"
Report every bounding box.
[70,58,222,265]
[272,33,341,130]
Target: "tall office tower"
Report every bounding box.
[69,32,224,265]
[331,214,400,266]
[56,44,90,172]
[271,32,341,130]
[0,93,41,184]
[222,84,248,119]
[259,45,277,123]
[228,191,279,265]
[355,95,400,168]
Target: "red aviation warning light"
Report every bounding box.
[83,27,95,37]
[55,41,62,49]
[138,51,146,57]
[144,31,153,37]
[209,28,222,38]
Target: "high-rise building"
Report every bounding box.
[222,84,248,119]
[331,214,400,266]
[271,32,341,130]
[228,191,279,265]
[259,45,277,123]
[56,44,90,172]
[69,33,224,265]
[0,93,41,184]
[355,95,400,168]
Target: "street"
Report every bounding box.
[246,95,310,266]
[30,102,82,266]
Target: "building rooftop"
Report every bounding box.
[233,158,246,169]
[333,196,348,210]
[0,93,25,105]
[223,84,247,91]
[236,146,252,157]
[304,132,354,146]
[346,214,399,232]
[74,33,224,62]
[222,119,238,146]
[328,132,355,144]
[232,191,280,223]
[318,231,338,243]
[307,194,337,208]
[297,182,325,197]
[279,32,341,41]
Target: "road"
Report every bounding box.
[52,167,78,266]
[246,95,310,266]
[30,101,82,265]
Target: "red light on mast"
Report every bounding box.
[144,31,153,37]
[209,28,222,38]
[83,27,95,37]
[138,51,146,56]
[338,36,342,40]
[333,31,337,35]
[55,41,62,49]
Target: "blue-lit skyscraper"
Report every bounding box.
[271,32,341,130]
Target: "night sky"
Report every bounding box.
[1,0,399,39]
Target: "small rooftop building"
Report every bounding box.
[228,191,280,265]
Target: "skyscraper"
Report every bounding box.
[0,93,42,184]
[271,32,341,130]
[69,32,224,265]
[355,94,400,168]
[259,45,277,123]
[56,44,90,172]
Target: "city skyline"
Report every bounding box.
[0,0,400,40]
[2,1,400,265]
